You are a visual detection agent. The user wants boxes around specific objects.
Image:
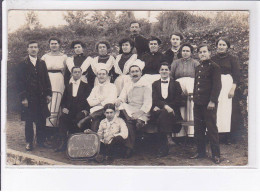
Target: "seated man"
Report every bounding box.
[115,60,152,158]
[55,66,91,152]
[93,103,129,162]
[151,62,183,157]
[80,66,117,132]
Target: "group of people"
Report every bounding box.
[16,21,242,164]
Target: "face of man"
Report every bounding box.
[49,40,60,52]
[217,40,228,54]
[129,66,142,83]
[170,35,181,48]
[72,68,82,81]
[182,46,191,59]
[159,65,170,79]
[98,43,108,56]
[27,43,39,57]
[97,69,108,84]
[122,42,132,54]
[74,44,84,55]
[149,40,159,53]
[198,46,211,61]
[105,108,116,121]
[130,23,141,35]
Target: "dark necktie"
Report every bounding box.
[161,81,168,84]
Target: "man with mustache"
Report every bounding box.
[129,21,149,58]
[115,59,152,158]
[16,40,52,151]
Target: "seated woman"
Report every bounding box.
[93,103,129,162]
[170,43,200,139]
[91,41,117,85]
[211,37,242,144]
[114,38,138,96]
[65,40,95,89]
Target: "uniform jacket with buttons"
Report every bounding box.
[193,59,222,105]
[16,56,52,120]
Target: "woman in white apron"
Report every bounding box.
[114,38,138,96]
[212,37,241,144]
[41,37,67,128]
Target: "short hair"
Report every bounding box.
[71,66,82,73]
[130,21,141,27]
[27,40,38,48]
[170,32,184,41]
[197,44,211,52]
[148,36,162,45]
[129,65,141,72]
[48,37,61,44]
[159,61,170,70]
[216,37,230,48]
[119,38,135,54]
[97,69,108,74]
[70,40,86,49]
[95,40,111,51]
[180,43,194,54]
[104,103,116,111]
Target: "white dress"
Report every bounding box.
[41,53,67,127]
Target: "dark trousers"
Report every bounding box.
[25,116,46,144]
[100,136,126,156]
[194,103,220,157]
[156,132,169,154]
[90,109,105,132]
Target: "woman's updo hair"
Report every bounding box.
[48,37,61,44]
[180,43,194,54]
[216,37,230,48]
[95,40,111,52]
[119,38,135,54]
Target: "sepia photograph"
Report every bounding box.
[4,8,249,167]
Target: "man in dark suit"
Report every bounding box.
[16,40,52,151]
[190,44,222,164]
[55,66,91,152]
[129,21,149,58]
[151,62,183,157]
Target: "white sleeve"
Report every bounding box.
[87,87,101,107]
[117,118,128,139]
[81,56,93,73]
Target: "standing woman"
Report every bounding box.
[170,43,200,139]
[65,40,95,88]
[211,37,241,144]
[164,32,183,65]
[91,41,117,85]
[41,37,67,127]
[114,38,138,95]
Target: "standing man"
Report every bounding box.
[115,60,152,158]
[55,66,91,152]
[129,21,149,58]
[16,40,52,151]
[190,44,222,164]
[152,62,183,157]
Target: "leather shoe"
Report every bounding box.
[213,156,221,164]
[189,153,206,159]
[25,143,33,151]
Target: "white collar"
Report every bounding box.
[161,77,170,82]
[69,78,81,85]
[105,116,117,124]
[29,55,37,61]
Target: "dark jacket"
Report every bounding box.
[130,34,149,58]
[152,78,183,120]
[193,59,222,105]
[61,80,91,113]
[16,56,52,121]
[163,48,182,65]
[141,51,165,75]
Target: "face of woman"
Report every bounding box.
[122,42,132,54]
[98,44,108,56]
[74,44,84,55]
[182,46,191,59]
[49,40,60,52]
[170,35,181,48]
[149,40,159,53]
[217,40,228,54]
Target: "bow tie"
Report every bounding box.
[161,80,168,84]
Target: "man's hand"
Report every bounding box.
[46,96,52,104]
[228,88,235,98]
[132,110,145,120]
[153,106,160,112]
[207,101,216,110]
[81,110,89,116]
[164,105,175,115]
[115,99,122,107]
[62,108,69,114]
[21,98,28,107]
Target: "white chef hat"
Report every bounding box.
[95,63,109,74]
[129,59,145,71]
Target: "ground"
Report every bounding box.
[5,112,248,166]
